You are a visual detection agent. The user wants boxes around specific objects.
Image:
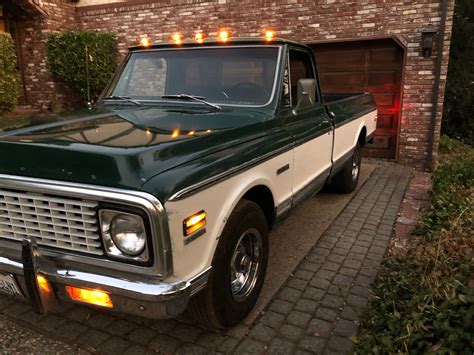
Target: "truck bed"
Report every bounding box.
[322,92,367,104]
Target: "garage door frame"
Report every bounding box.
[305,35,407,161]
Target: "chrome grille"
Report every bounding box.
[0,189,103,255]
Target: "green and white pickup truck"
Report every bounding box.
[0,37,376,328]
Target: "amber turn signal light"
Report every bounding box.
[183,210,206,236]
[36,274,52,293]
[66,286,113,308]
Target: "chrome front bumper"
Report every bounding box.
[0,238,211,319]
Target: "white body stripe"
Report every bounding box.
[333,111,377,162]
[292,131,333,195]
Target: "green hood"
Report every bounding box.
[0,105,275,193]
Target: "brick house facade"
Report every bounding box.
[0,0,454,169]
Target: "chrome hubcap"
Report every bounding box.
[352,150,360,181]
[230,228,262,302]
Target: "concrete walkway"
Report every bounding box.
[0,164,411,354]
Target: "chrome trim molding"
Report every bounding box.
[0,174,172,278]
[115,45,283,109]
[169,143,294,201]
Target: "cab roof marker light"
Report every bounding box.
[140,37,152,47]
[218,30,229,42]
[172,33,183,44]
[265,30,274,41]
[195,32,204,43]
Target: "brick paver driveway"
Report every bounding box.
[0,164,410,354]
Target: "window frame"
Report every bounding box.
[286,46,321,108]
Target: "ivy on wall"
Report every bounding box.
[0,32,21,113]
[47,31,117,103]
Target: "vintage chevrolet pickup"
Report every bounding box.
[0,37,376,328]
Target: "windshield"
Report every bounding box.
[107,46,280,106]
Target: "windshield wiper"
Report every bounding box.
[161,94,221,111]
[103,95,141,106]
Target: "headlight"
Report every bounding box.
[110,214,146,256]
[99,210,149,262]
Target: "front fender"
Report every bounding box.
[156,148,293,281]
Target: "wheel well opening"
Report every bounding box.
[358,127,367,147]
[242,185,275,230]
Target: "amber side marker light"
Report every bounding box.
[183,210,207,236]
[66,286,113,308]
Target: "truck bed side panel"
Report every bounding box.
[326,93,377,163]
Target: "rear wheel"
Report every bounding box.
[188,199,269,329]
[333,143,361,194]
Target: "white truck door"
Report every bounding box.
[284,48,333,203]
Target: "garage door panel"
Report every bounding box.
[369,47,402,67]
[373,93,395,106]
[312,39,404,159]
[376,114,395,129]
[316,49,365,71]
[319,72,365,92]
[367,71,400,87]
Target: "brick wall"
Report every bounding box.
[18,0,454,169]
[76,0,454,169]
[19,0,79,110]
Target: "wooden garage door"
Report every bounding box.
[311,39,404,158]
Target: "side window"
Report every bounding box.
[289,49,316,107]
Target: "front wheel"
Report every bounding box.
[188,200,269,329]
[333,143,362,194]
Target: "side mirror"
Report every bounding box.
[293,79,316,115]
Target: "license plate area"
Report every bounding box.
[0,273,24,299]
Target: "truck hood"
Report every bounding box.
[0,105,269,191]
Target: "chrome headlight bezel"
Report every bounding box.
[99,209,151,264]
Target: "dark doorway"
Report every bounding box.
[311,39,405,159]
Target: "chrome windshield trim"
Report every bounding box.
[110,45,283,109]
[0,174,172,278]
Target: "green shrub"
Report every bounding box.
[0,32,21,113]
[47,31,117,103]
[442,0,474,145]
[354,136,474,354]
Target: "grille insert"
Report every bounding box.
[0,189,103,255]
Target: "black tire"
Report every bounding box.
[333,143,362,194]
[188,199,269,329]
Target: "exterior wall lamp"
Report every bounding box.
[421,25,437,58]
